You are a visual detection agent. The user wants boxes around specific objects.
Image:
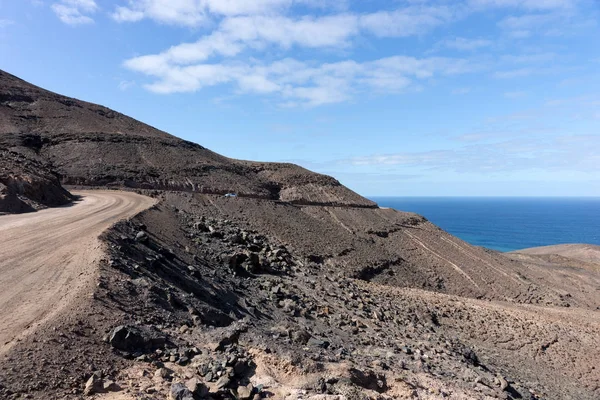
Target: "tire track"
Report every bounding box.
[403,229,481,290]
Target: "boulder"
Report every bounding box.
[461,346,479,366]
[349,368,387,393]
[291,329,311,345]
[169,383,195,400]
[230,234,245,244]
[308,337,330,348]
[207,322,247,351]
[109,325,146,351]
[154,367,174,381]
[186,378,209,397]
[247,252,260,269]
[229,253,248,270]
[135,231,148,243]
[497,375,509,391]
[237,383,254,399]
[215,375,231,390]
[108,325,166,352]
[83,372,103,396]
[193,221,208,231]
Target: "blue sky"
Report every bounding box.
[1,0,599,196]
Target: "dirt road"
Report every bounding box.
[0,190,155,354]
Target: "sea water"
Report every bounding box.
[370,197,600,252]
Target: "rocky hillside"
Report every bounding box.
[2,192,598,399]
[0,70,599,400]
[0,69,374,207]
[0,147,72,213]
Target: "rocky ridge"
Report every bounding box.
[0,69,373,208]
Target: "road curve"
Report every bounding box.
[0,190,156,354]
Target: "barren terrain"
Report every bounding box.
[0,190,155,355]
[513,244,600,273]
[1,69,599,399]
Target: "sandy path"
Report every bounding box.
[0,190,155,354]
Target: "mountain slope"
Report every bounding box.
[0,69,374,207]
[0,69,173,139]
[1,70,599,400]
[2,68,597,306]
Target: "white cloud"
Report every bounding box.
[452,87,472,95]
[111,2,459,45]
[111,0,339,27]
[124,55,475,106]
[111,0,579,28]
[491,52,560,78]
[112,0,589,72]
[204,0,293,15]
[497,9,595,37]
[295,0,349,11]
[493,67,535,78]
[468,0,576,11]
[116,0,592,108]
[349,152,449,167]
[493,57,569,78]
[453,133,496,142]
[109,0,587,32]
[440,37,493,51]
[52,0,98,25]
[498,12,558,36]
[359,6,457,37]
[500,52,556,63]
[112,0,207,26]
[112,6,145,23]
[344,134,600,173]
[122,6,464,69]
[221,14,360,48]
[504,90,528,98]
[0,19,15,28]
[118,80,136,90]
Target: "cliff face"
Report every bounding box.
[0,70,375,208]
[0,147,72,213]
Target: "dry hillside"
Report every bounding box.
[0,69,598,400]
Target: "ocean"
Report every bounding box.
[370,197,600,252]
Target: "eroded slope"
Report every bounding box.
[4,191,598,399]
[0,69,374,207]
[1,70,599,400]
[0,147,72,213]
